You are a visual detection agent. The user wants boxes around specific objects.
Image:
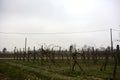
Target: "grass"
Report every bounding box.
[0,59,120,80]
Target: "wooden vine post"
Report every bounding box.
[33,46,36,62]
[113,45,119,80]
[69,45,73,71]
[14,46,16,60]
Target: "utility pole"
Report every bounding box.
[110,28,113,52]
[25,37,27,53]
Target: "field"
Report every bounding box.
[0,59,120,80]
[0,45,120,80]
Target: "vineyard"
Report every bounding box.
[0,45,120,80]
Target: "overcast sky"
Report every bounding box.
[0,0,120,51]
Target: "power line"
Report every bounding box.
[0,29,108,35]
[112,29,120,31]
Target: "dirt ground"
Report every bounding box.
[0,73,9,80]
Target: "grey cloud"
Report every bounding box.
[0,0,65,19]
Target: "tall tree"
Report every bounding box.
[2,48,7,53]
